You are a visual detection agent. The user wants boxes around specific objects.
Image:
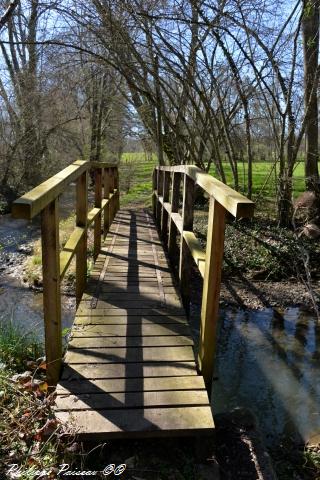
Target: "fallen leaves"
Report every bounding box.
[0,364,61,476]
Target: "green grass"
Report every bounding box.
[0,317,43,372]
[210,161,317,200]
[120,152,156,207]
[119,155,314,209]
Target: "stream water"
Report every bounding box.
[213,307,320,447]
[0,215,75,336]
[0,210,319,447]
[0,189,78,336]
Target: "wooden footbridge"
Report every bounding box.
[12,161,253,440]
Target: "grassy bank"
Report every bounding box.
[120,152,156,207]
[119,156,319,207]
[210,161,320,200]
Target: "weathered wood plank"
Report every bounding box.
[12,160,88,220]
[80,300,183,310]
[55,407,214,438]
[61,362,198,380]
[94,168,102,259]
[65,346,195,364]
[41,199,61,388]
[198,198,226,393]
[171,212,183,234]
[179,174,194,313]
[87,207,101,225]
[71,323,190,336]
[76,171,88,305]
[103,167,110,238]
[69,335,193,348]
[156,164,254,218]
[57,207,214,439]
[57,376,206,394]
[183,231,206,278]
[76,306,185,316]
[82,292,180,302]
[60,227,85,280]
[168,172,181,260]
[55,390,209,410]
[97,285,177,294]
[74,315,188,325]
[161,171,170,244]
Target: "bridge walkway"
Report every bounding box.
[55,208,214,439]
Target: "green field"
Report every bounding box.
[210,161,312,201]
[119,152,157,207]
[119,154,313,208]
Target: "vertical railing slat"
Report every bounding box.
[41,198,61,388]
[198,197,226,394]
[179,173,194,314]
[76,171,88,305]
[103,167,110,238]
[109,168,115,223]
[161,171,170,244]
[168,171,181,260]
[156,169,163,230]
[94,168,102,259]
[152,169,157,219]
[114,167,120,213]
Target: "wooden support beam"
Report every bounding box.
[156,169,163,230]
[198,198,226,395]
[161,171,170,244]
[168,172,181,261]
[76,171,88,305]
[41,199,61,388]
[12,160,88,220]
[109,168,115,223]
[179,174,194,314]
[114,167,120,213]
[156,165,254,219]
[152,169,157,219]
[94,168,102,260]
[103,168,110,238]
[87,207,101,226]
[60,227,85,280]
[183,231,206,278]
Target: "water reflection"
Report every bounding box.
[213,308,320,445]
[0,277,75,337]
[0,188,78,336]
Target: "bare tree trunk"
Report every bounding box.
[302,0,320,194]
[278,123,295,227]
[0,0,19,31]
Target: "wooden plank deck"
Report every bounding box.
[55,209,214,439]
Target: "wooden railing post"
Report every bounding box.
[94,167,102,260]
[76,171,88,306]
[179,174,194,314]
[156,169,163,230]
[114,167,120,213]
[152,169,157,219]
[168,171,181,260]
[103,167,110,238]
[109,168,115,223]
[198,197,226,394]
[41,199,61,388]
[161,171,170,244]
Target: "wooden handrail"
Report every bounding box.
[12,160,120,388]
[153,164,254,393]
[156,165,254,218]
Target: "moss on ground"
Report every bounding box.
[194,209,320,282]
